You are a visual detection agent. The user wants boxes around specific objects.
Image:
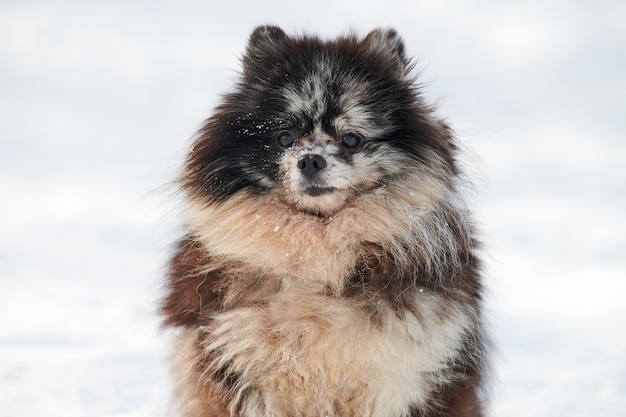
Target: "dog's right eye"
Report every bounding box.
[277,132,295,148]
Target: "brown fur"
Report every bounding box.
[162,188,487,417]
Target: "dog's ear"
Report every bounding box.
[248,25,287,51]
[243,25,288,70]
[363,28,411,77]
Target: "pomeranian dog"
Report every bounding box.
[161,26,488,417]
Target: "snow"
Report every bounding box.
[1,1,625,416]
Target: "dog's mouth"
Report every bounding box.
[287,186,349,218]
[303,187,336,196]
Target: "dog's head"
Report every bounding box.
[184,26,456,217]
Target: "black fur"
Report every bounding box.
[183,27,457,203]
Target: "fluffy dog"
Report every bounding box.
[161,26,488,417]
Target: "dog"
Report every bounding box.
[161,25,488,417]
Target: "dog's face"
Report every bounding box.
[184,26,455,217]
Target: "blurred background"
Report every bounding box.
[1,1,624,416]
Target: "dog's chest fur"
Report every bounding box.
[163,198,480,417]
[172,271,474,417]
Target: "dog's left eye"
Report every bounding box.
[341,133,361,150]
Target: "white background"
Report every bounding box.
[1,1,625,416]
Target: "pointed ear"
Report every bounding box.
[363,28,410,77]
[244,25,287,59]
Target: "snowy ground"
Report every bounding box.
[1,1,625,416]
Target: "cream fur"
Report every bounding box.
[175,288,475,417]
[185,159,466,289]
[175,149,477,416]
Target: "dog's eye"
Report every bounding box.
[341,133,361,150]
[277,132,295,148]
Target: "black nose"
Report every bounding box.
[297,154,327,179]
